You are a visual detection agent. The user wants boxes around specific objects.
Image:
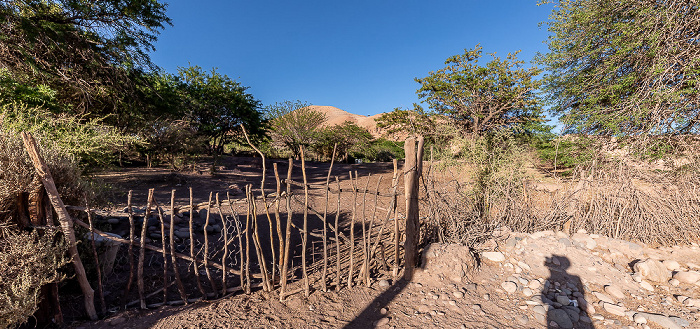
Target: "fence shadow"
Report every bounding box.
[342,277,409,329]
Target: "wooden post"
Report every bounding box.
[123,190,135,308]
[249,185,271,291]
[300,146,310,297]
[348,171,357,288]
[85,202,105,315]
[156,198,169,304]
[365,175,382,285]
[203,192,218,296]
[273,163,284,285]
[190,188,206,298]
[226,192,245,293]
[19,132,98,320]
[334,177,342,291]
[321,143,337,292]
[392,159,400,278]
[138,189,153,309]
[244,187,252,294]
[280,158,293,301]
[403,136,423,281]
[170,190,188,304]
[360,174,370,286]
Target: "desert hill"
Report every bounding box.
[308,105,386,139]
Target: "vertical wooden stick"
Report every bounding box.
[365,175,383,285]
[348,171,357,288]
[280,158,293,301]
[226,192,245,292]
[156,198,169,304]
[189,187,206,298]
[300,146,310,297]
[320,144,337,292]
[138,189,154,309]
[21,132,97,320]
[360,173,371,286]
[123,190,135,308]
[249,185,271,291]
[170,190,188,304]
[392,159,400,278]
[203,192,218,296]
[403,136,423,280]
[244,187,252,294]
[334,176,342,291]
[85,201,106,315]
[216,193,228,296]
[273,163,284,285]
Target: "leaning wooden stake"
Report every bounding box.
[403,136,424,280]
[123,191,135,308]
[364,175,383,286]
[138,189,153,309]
[226,192,245,293]
[21,132,97,320]
[392,159,400,278]
[348,171,358,288]
[216,193,229,296]
[320,144,337,292]
[244,187,252,294]
[273,163,284,285]
[170,190,188,304]
[85,201,106,315]
[249,185,271,292]
[300,146,310,297]
[334,176,342,291]
[360,173,371,286]
[203,192,218,296]
[189,188,206,298]
[280,158,293,301]
[155,198,169,305]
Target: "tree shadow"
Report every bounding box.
[342,277,409,329]
[543,255,595,329]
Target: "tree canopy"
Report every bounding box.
[267,101,326,159]
[415,45,545,136]
[538,0,700,135]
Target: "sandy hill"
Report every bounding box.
[308,105,386,139]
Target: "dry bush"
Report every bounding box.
[0,228,68,328]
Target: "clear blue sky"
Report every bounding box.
[151,0,553,116]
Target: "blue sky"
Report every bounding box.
[151,1,553,117]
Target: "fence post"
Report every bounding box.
[403,136,424,281]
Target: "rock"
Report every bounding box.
[580,315,591,323]
[533,305,546,315]
[604,285,625,299]
[549,308,574,329]
[109,317,126,326]
[482,251,505,262]
[602,303,627,317]
[482,293,490,301]
[107,217,120,225]
[516,315,529,325]
[639,280,654,291]
[669,279,680,286]
[378,280,390,288]
[174,231,190,239]
[380,308,388,315]
[517,261,531,271]
[528,280,541,290]
[563,307,580,322]
[670,316,689,327]
[578,297,595,314]
[664,260,681,271]
[634,313,648,324]
[556,295,571,306]
[639,312,684,329]
[673,271,700,284]
[375,317,390,326]
[634,259,672,283]
[522,287,533,297]
[558,238,572,247]
[501,281,517,294]
[592,292,615,304]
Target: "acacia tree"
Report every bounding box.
[267,100,326,159]
[0,0,171,124]
[375,104,436,139]
[416,45,544,137]
[313,121,373,161]
[538,0,700,135]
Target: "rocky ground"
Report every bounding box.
[74,227,700,329]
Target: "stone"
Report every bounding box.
[452,291,464,299]
[634,313,648,324]
[174,231,190,239]
[663,260,681,271]
[380,308,388,315]
[109,317,126,326]
[673,271,700,284]
[482,293,490,301]
[556,295,571,306]
[375,317,390,326]
[602,303,627,317]
[580,315,591,323]
[604,285,625,299]
[563,307,580,322]
[533,305,546,315]
[592,292,615,304]
[482,251,505,262]
[107,217,120,225]
[516,315,529,325]
[549,308,574,329]
[522,287,533,297]
[639,312,683,329]
[639,280,654,291]
[528,280,541,290]
[670,316,689,327]
[634,259,672,283]
[578,297,595,314]
[517,261,531,271]
[501,281,517,294]
[378,280,390,288]
[669,279,680,286]
[558,238,572,247]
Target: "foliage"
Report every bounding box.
[0,0,171,123]
[375,104,436,139]
[0,228,69,329]
[177,66,264,154]
[416,45,545,136]
[139,120,207,169]
[538,0,700,135]
[531,135,599,176]
[313,121,373,161]
[267,100,327,159]
[360,138,405,162]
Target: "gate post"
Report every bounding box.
[403,136,424,280]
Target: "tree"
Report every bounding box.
[177,66,263,156]
[0,0,171,124]
[267,100,326,159]
[538,0,700,135]
[314,121,374,161]
[416,45,544,137]
[375,104,436,139]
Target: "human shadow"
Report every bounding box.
[342,277,410,329]
[542,255,595,329]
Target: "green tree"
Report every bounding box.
[177,66,263,156]
[375,104,436,139]
[0,0,171,124]
[314,121,374,161]
[538,0,700,135]
[416,45,545,137]
[267,100,326,159]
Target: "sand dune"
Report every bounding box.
[308,105,385,138]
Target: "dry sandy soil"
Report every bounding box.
[66,157,700,329]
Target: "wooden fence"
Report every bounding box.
[20,132,424,322]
